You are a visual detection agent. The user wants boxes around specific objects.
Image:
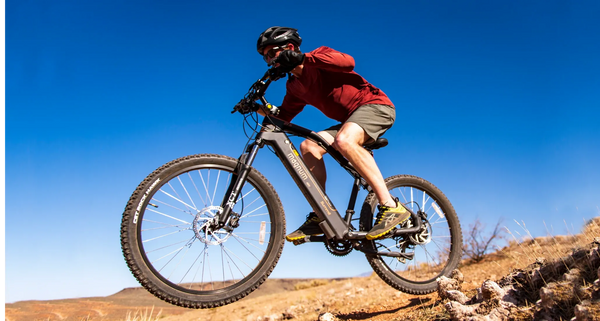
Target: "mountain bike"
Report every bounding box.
[120,68,463,308]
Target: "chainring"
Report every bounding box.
[324,239,353,257]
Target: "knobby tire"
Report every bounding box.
[360,175,463,294]
[120,154,285,308]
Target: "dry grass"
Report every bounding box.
[124,306,163,321]
[294,279,331,290]
[7,217,599,321]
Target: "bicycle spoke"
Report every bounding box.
[198,170,212,205]
[141,219,190,230]
[189,171,208,208]
[190,244,209,289]
[211,170,221,208]
[240,204,267,219]
[168,182,196,213]
[151,198,192,216]
[410,187,414,211]
[143,227,192,243]
[232,235,262,261]
[182,246,206,286]
[146,238,193,254]
[146,208,191,225]
[158,189,197,213]
[168,244,193,279]
[236,187,256,204]
[178,176,197,210]
[243,195,262,212]
[153,237,194,269]
[231,233,268,253]
[222,244,245,279]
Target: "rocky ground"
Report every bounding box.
[439,240,600,320]
[6,218,600,321]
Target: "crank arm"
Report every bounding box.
[292,235,326,246]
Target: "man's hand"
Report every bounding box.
[274,50,305,73]
[268,67,288,80]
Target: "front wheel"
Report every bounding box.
[120,154,285,308]
[360,175,462,294]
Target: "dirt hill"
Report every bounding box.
[6,218,600,321]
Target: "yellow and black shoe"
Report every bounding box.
[366,199,411,240]
[285,212,323,242]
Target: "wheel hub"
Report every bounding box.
[192,206,232,245]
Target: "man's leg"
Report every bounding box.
[286,131,335,243]
[332,122,395,207]
[299,131,335,190]
[334,122,411,239]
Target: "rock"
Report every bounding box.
[443,240,600,321]
[539,285,556,310]
[451,269,464,283]
[445,301,480,321]
[481,280,505,301]
[263,314,281,321]
[318,312,336,321]
[487,306,512,321]
[574,300,600,321]
[438,276,462,300]
[446,290,470,304]
[283,305,302,319]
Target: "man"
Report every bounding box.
[256,26,412,241]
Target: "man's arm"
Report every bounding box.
[274,92,305,122]
[303,47,355,73]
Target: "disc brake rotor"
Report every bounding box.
[409,220,432,245]
[192,206,231,245]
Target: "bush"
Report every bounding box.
[463,218,505,263]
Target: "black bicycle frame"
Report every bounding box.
[217,116,355,239]
[218,73,423,244]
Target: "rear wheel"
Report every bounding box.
[360,175,462,294]
[120,154,285,308]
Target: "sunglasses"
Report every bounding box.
[263,46,287,64]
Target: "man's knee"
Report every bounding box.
[333,131,360,153]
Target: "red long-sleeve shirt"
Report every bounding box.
[277,46,394,123]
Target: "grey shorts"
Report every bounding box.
[322,104,395,143]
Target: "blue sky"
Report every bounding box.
[6,1,600,303]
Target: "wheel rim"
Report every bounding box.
[137,165,276,293]
[370,183,455,284]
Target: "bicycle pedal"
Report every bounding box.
[292,236,310,246]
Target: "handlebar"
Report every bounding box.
[231,67,286,116]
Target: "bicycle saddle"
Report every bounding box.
[364,138,388,150]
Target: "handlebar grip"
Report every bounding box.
[267,67,287,81]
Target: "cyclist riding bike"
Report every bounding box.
[257,26,411,242]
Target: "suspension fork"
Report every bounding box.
[217,142,261,226]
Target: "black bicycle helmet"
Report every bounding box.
[256,26,302,55]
